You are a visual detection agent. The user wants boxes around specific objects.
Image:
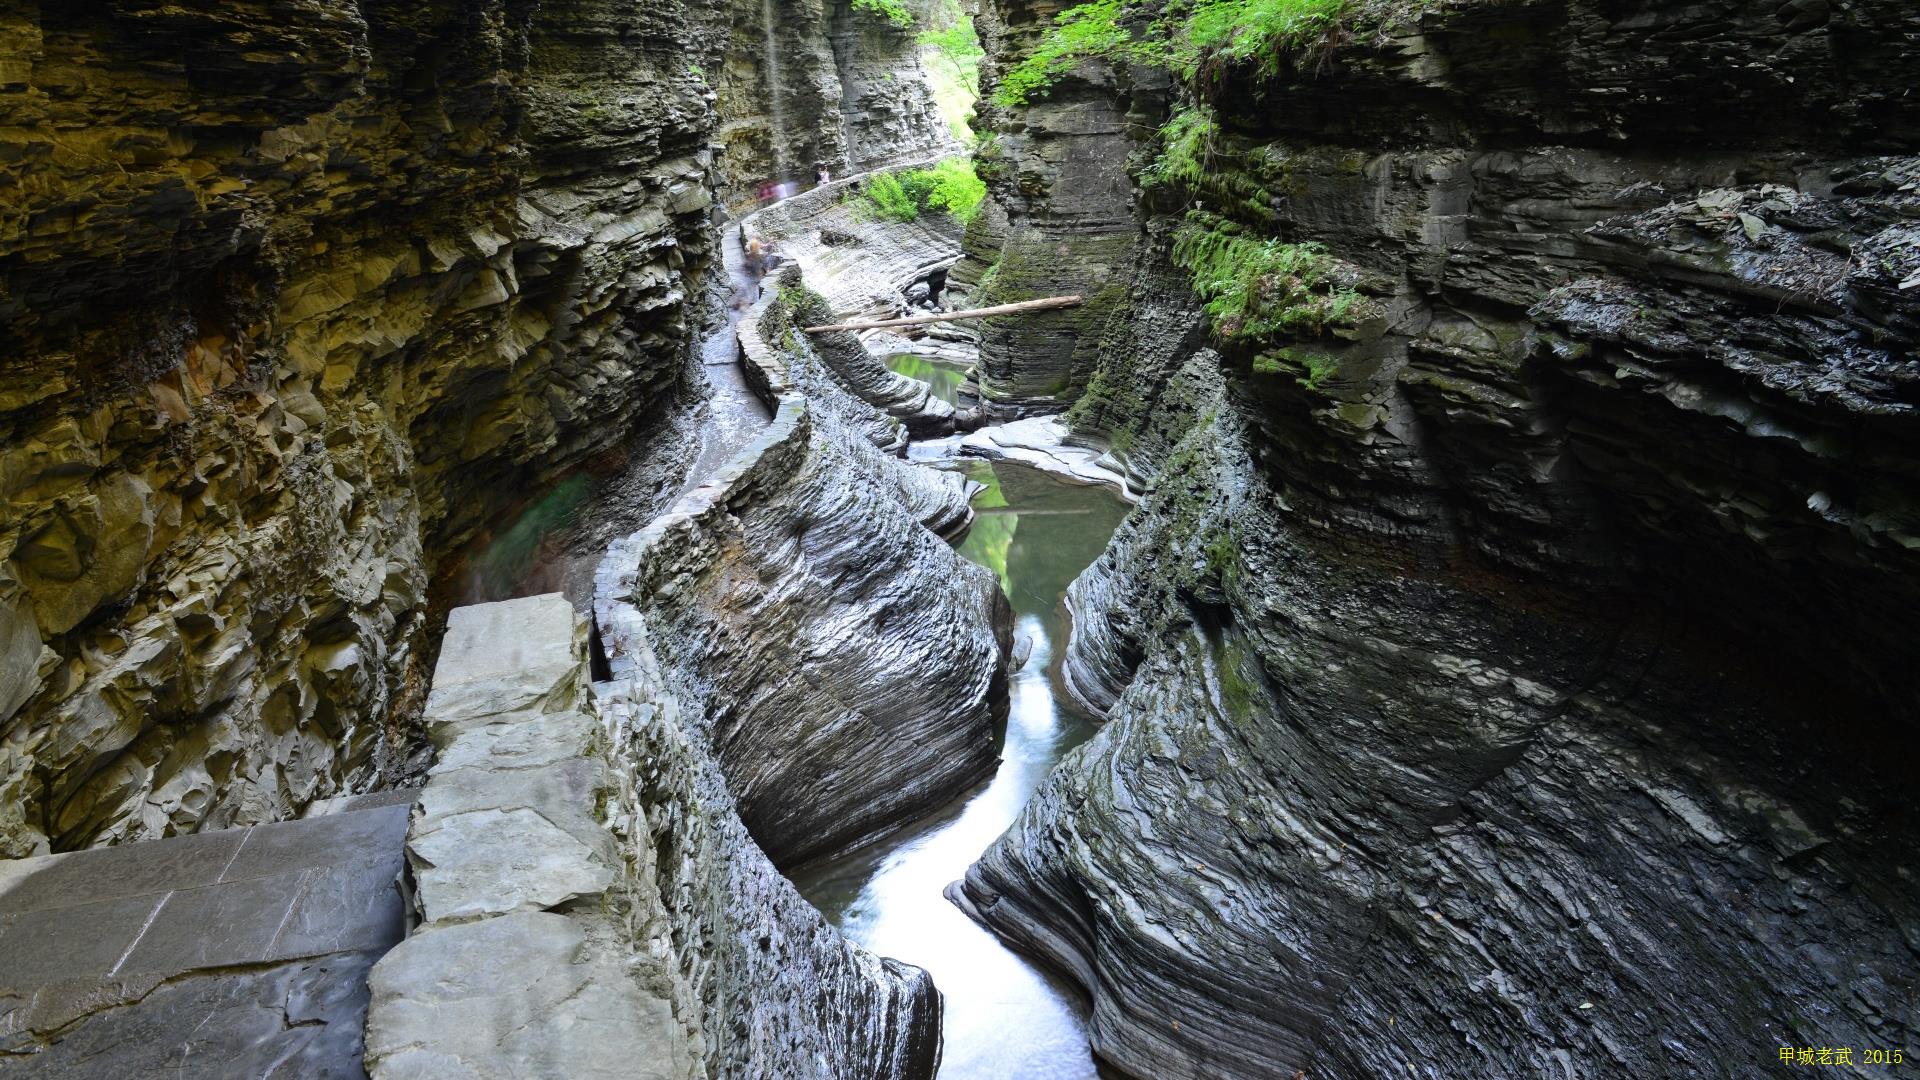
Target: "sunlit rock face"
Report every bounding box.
[0,0,734,857]
[960,1,1920,1076]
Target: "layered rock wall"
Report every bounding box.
[596,372,1005,867]
[589,318,1009,1074]
[966,0,1147,411]
[711,0,956,200]
[0,0,741,858]
[959,1,1920,1076]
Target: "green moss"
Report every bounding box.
[1215,634,1260,719]
[1173,213,1362,342]
[1204,532,1238,579]
[1254,347,1341,390]
[852,0,914,29]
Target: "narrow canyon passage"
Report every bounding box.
[793,461,1130,1079]
[4,0,1918,1077]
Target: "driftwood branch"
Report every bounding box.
[801,295,1084,335]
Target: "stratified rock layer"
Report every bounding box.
[599,393,1005,868]
[0,0,963,860]
[711,0,956,199]
[589,317,1009,1075]
[0,0,737,857]
[960,1,1920,1077]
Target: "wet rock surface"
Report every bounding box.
[590,374,988,1077]
[958,1,1920,1076]
[597,393,1006,869]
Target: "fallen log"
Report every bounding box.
[801,295,1084,335]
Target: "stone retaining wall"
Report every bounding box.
[365,594,696,1079]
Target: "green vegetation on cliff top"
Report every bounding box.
[993,0,1357,107]
[852,0,915,30]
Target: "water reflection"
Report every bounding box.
[886,351,970,407]
[793,461,1130,1080]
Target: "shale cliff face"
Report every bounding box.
[587,254,1011,1075]
[0,0,962,860]
[711,0,956,199]
[967,2,1142,412]
[0,0,741,858]
[959,2,1920,1077]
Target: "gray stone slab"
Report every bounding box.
[420,726,612,857]
[0,800,412,1074]
[116,871,308,977]
[0,948,381,1078]
[365,912,684,1080]
[0,826,246,915]
[423,595,582,742]
[270,855,407,960]
[223,801,411,884]
[409,808,611,925]
[0,892,165,987]
[432,710,597,774]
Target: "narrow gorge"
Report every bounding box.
[1,1,1916,1078]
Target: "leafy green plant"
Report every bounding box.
[994,0,1377,108]
[852,0,914,29]
[1175,0,1350,77]
[920,6,985,138]
[1173,214,1361,340]
[920,157,988,223]
[858,159,989,224]
[863,172,923,222]
[1139,107,1217,189]
[994,0,1164,108]
[919,16,984,89]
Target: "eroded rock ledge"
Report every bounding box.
[496,213,1010,1072]
[595,380,1006,868]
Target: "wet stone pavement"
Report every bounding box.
[0,789,415,1076]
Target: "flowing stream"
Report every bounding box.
[793,459,1130,1079]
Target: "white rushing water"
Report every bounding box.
[761,0,788,179]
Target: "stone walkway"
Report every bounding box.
[363,593,690,1080]
[0,789,415,1076]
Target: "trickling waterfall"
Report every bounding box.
[762,0,788,180]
